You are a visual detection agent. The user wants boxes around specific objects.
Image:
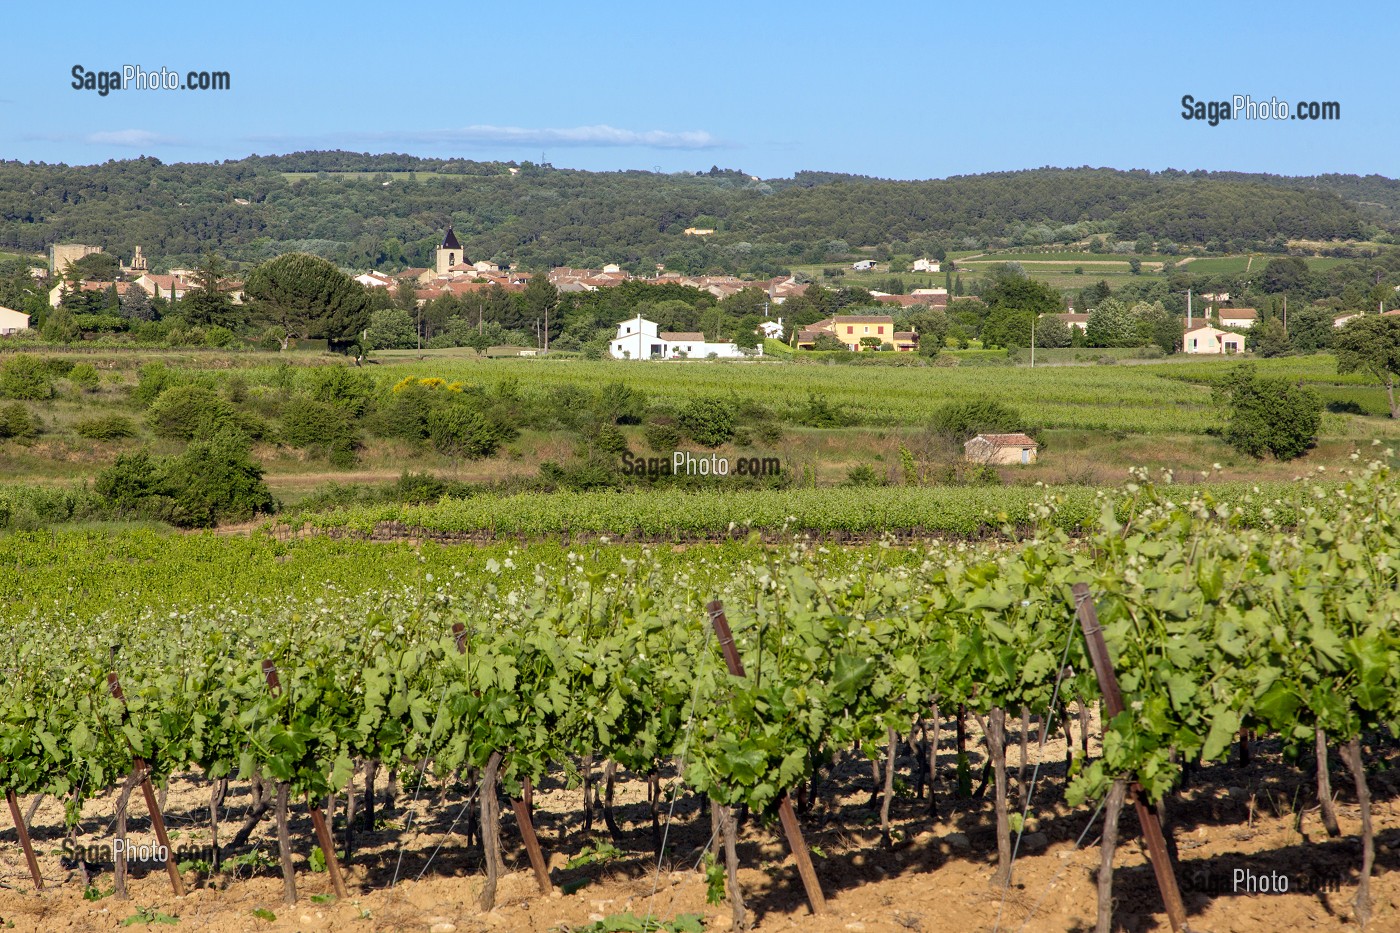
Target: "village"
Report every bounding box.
[0,228,1340,364]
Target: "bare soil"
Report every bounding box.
[1,716,1396,933]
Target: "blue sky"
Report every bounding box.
[4,0,1393,179]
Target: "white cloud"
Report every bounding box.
[85,129,181,146]
[405,124,720,149]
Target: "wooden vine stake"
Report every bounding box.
[1072,584,1188,933]
[5,789,43,891]
[705,600,826,917]
[107,673,185,896]
[450,623,552,896]
[261,661,349,904]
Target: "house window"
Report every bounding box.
[864,326,870,334]
[878,326,884,335]
[1190,339,1197,349]
[847,326,853,334]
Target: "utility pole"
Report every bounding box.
[1030,313,1035,368]
[1283,293,1287,333]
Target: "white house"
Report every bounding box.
[1334,312,1363,328]
[852,260,878,272]
[912,258,941,273]
[0,306,29,335]
[354,271,395,288]
[1217,308,1258,329]
[609,316,756,360]
[1053,312,1090,333]
[758,318,785,340]
[1184,324,1244,355]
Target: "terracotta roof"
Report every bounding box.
[1383,309,1400,316]
[1218,308,1258,319]
[822,314,895,325]
[660,332,705,341]
[967,433,1038,448]
[1054,313,1090,323]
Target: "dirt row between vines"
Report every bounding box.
[1,718,1397,932]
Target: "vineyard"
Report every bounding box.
[0,466,1398,931]
[292,480,1331,540]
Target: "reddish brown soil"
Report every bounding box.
[1,728,1396,933]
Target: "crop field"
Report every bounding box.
[293,480,1333,540]
[0,468,1396,932]
[312,357,1225,433]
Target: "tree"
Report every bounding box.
[244,253,371,351]
[120,283,155,321]
[1334,315,1400,418]
[521,275,560,348]
[1085,298,1137,347]
[183,250,237,328]
[1288,306,1336,353]
[1214,364,1321,460]
[70,252,120,281]
[1128,257,1142,275]
[364,308,418,350]
[1033,314,1071,349]
[980,307,1035,350]
[810,332,846,351]
[1252,318,1292,358]
[1261,256,1310,293]
[930,399,1022,441]
[908,307,949,358]
[981,269,1062,316]
[1134,301,1180,354]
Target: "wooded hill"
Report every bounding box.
[0,153,1389,274]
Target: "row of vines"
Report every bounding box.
[1,465,1397,927]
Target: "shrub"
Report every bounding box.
[303,366,375,416]
[794,392,852,428]
[1214,365,1321,461]
[41,358,76,378]
[754,421,784,445]
[147,385,259,440]
[94,451,163,511]
[427,405,514,459]
[930,399,1022,441]
[67,362,101,392]
[0,402,37,439]
[161,431,276,528]
[677,398,735,448]
[598,381,647,425]
[370,381,436,440]
[280,396,359,467]
[75,414,138,441]
[132,362,181,407]
[590,423,629,457]
[204,326,238,348]
[843,464,885,486]
[644,421,681,452]
[0,484,92,531]
[0,355,55,400]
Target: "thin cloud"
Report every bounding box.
[85,129,183,146]
[407,124,721,149]
[248,123,723,151]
